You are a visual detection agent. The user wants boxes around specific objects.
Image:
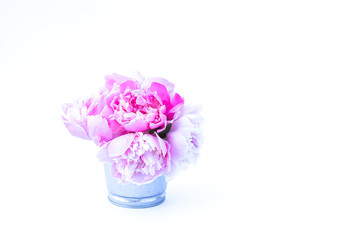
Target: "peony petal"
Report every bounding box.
[147,82,170,105]
[144,134,160,151]
[86,100,99,116]
[84,97,97,114]
[96,91,108,113]
[62,120,90,140]
[96,144,113,163]
[154,133,168,156]
[108,119,126,136]
[105,92,118,110]
[105,73,131,91]
[170,116,192,138]
[166,132,188,162]
[167,101,184,120]
[170,93,184,108]
[100,106,113,118]
[168,93,184,119]
[131,71,145,87]
[87,115,113,144]
[123,118,149,132]
[119,80,138,93]
[149,114,167,130]
[180,104,202,116]
[145,77,175,95]
[165,159,189,181]
[108,133,135,157]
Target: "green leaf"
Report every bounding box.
[157,123,172,139]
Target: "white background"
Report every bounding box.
[1,0,352,239]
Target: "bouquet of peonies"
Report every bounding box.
[62,72,203,185]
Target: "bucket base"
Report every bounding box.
[107,192,166,209]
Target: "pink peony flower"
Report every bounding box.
[62,98,113,146]
[97,132,171,184]
[98,73,184,133]
[166,104,203,180]
[62,72,203,184]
